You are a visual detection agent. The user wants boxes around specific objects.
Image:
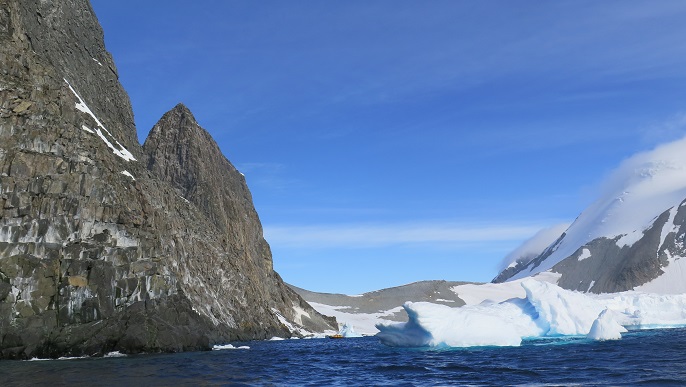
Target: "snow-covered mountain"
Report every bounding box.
[494,136,686,294]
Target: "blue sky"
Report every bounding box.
[90,1,686,294]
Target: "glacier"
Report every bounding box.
[376,279,686,348]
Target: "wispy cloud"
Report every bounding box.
[236,162,286,175]
[498,223,570,271]
[264,222,548,249]
[235,162,300,192]
[640,111,686,145]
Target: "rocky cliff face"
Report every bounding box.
[142,104,336,336]
[0,0,335,359]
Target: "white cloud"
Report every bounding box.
[264,222,547,249]
[498,223,570,271]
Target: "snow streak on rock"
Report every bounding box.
[64,79,136,162]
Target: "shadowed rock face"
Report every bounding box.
[0,0,335,359]
[143,104,273,275]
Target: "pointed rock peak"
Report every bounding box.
[143,103,208,149]
[143,99,248,236]
[143,102,228,181]
[171,102,193,116]
[163,102,198,126]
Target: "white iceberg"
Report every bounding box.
[339,322,363,338]
[376,279,686,348]
[587,308,627,341]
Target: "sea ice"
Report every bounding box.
[104,351,127,357]
[212,344,250,350]
[28,355,89,361]
[377,279,686,348]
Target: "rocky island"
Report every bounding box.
[0,0,335,359]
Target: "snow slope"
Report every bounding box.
[306,302,402,335]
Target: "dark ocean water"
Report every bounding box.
[2,327,686,386]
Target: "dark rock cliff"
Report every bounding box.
[142,104,336,336]
[0,0,335,359]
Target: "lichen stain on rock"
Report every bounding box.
[67,275,87,287]
[12,100,32,114]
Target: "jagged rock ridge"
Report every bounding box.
[0,0,335,359]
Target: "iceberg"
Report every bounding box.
[376,279,686,348]
[587,309,627,341]
[339,322,363,338]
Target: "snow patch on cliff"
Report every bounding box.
[499,224,569,270]
[578,248,592,261]
[272,308,312,337]
[64,79,136,162]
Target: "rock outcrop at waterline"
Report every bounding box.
[0,0,335,359]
